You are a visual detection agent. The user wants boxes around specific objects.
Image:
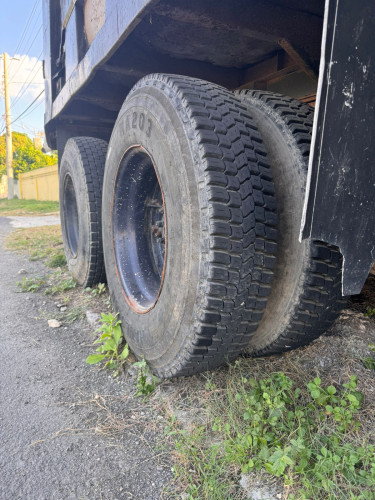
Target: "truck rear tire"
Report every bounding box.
[102,74,277,378]
[235,90,346,355]
[59,137,107,287]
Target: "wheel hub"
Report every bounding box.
[112,147,167,313]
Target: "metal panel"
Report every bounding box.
[301,0,375,295]
[47,0,155,126]
[65,8,79,80]
[42,0,53,125]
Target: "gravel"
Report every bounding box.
[0,216,172,499]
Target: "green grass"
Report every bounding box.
[6,224,65,267]
[17,276,45,292]
[167,363,375,500]
[44,270,76,295]
[62,305,87,323]
[0,198,59,216]
[16,269,76,296]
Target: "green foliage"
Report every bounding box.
[17,276,45,292]
[361,357,375,370]
[91,283,106,296]
[170,370,375,499]
[6,225,63,267]
[86,313,129,376]
[364,308,375,318]
[0,132,57,179]
[44,270,76,295]
[134,357,159,397]
[46,252,66,268]
[63,305,86,323]
[166,422,232,498]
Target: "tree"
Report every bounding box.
[0,132,58,179]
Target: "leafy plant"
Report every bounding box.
[364,307,375,318]
[361,357,375,370]
[86,313,129,376]
[169,369,375,499]
[44,272,76,295]
[63,305,86,323]
[47,252,66,268]
[17,276,45,292]
[91,283,106,296]
[134,357,159,397]
[165,422,231,498]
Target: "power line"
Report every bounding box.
[1,96,44,136]
[9,0,40,70]
[19,20,42,60]
[12,0,40,54]
[11,51,43,108]
[10,89,44,126]
[9,5,41,81]
[16,97,44,123]
[1,91,44,136]
[10,81,43,84]
[19,121,39,134]
[11,61,43,108]
[9,24,42,83]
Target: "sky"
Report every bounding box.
[0,0,44,138]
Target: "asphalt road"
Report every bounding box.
[0,217,171,500]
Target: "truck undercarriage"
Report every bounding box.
[43,0,375,377]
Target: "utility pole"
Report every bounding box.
[3,53,14,199]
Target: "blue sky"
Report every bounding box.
[0,0,44,138]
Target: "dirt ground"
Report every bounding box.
[1,214,375,499]
[0,216,172,499]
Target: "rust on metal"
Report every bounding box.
[84,0,106,46]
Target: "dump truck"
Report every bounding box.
[43,0,375,378]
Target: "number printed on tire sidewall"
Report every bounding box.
[125,111,152,137]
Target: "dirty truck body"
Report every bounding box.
[43,0,375,378]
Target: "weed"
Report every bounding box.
[104,295,112,309]
[17,276,45,292]
[361,357,375,370]
[134,357,159,397]
[169,367,375,499]
[47,252,66,268]
[364,307,375,318]
[86,313,129,376]
[85,284,111,309]
[44,272,76,295]
[63,306,86,323]
[91,283,106,296]
[6,225,64,266]
[166,421,235,499]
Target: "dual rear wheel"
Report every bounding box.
[59,75,345,378]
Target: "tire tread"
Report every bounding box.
[127,75,278,377]
[236,90,346,356]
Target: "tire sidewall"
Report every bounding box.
[59,140,91,285]
[102,88,202,372]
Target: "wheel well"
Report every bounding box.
[49,0,323,149]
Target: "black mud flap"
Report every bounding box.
[301,0,375,295]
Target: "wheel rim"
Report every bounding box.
[112,146,167,313]
[63,173,79,257]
